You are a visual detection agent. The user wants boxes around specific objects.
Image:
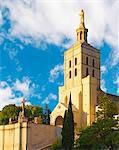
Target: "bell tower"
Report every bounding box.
[76,10,88,43]
[50,10,100,128]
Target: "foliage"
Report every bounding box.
[77,119,119,149]
[0,104,43,125]
[76,95,119,150]
[0,104,18,125]
[51,138,62,150]
[25,105,42,119]
[62,93,74,149]
[96,94,118,121]
[2,104,18,119]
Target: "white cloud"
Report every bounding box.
[42,93,57,104]
[49,64,63,83]
[0,81,8,87]
[0,76,41,110]
[13,77,31,97]
[13,77,41,99]
[114,76,119,94]
[48,93,57,100]
[0,0,119,65]
[0,81,19,110]
[0,10,3,26]
[101,79,107,92]
[101,65,107,74]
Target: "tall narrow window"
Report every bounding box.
[69,60,71,68]
[86,57,88,65]
[86,68,88,76]
[92,59,94,67]
[75,58,77,65]
[75,68,77,76]
[69,71,71,79]
[80,31,82,40]
[92,69,95,77]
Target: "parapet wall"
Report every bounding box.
[0,122,27,150]
[0,122,61,150]
[27,123,61,150]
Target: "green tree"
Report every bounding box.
[62,93,74,149]
[25,105,43,119]
[25,105,32,118]
[96,94,118,121]
[0,104,43,125]
[32,105,42,117]
[0,104,18,125]
[76,95,119,149]
[77,118,119,149]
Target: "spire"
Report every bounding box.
[76,9,88,43]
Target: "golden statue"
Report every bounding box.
[80,9,85,27]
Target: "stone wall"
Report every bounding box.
[0,122,61,150]
[27,123,61,150]
[0,122,27,150]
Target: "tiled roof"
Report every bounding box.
[97,89,119,102]
[82,42,100,51]
[97,89,119,112]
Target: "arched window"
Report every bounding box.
[80,31,82,40]
[86,57,88,65]
[92,69,95,77]
[69,71,71,79]
[69,60,71,68]
[86,68,88,76]
[75,68,77,76]
[92,59,94,67]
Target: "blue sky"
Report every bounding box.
[0,0,119,110]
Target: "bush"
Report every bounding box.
[51,138,62,150]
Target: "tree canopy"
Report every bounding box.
[76,95,119,150]
[0,104,44,125]
[96,94,118,121]
[0,104,18,125]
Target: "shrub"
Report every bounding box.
[51,138,62,150]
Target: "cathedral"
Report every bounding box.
[50,10,119,128]
[0,10,119,150]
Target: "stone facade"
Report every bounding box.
[0,122,61,150]
[50,10,119,128]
